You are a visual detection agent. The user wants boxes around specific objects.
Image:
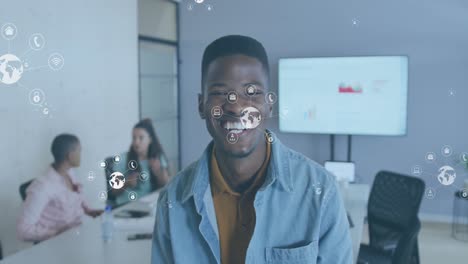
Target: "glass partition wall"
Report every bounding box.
[138,0,179,174]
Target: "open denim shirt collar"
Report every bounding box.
[180,130,293,209]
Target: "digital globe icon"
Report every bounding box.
[437,165,456,186]
[0,54,24,85]
[109,172,126,190]
[240,106,262,129]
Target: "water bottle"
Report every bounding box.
[101,205,114,243]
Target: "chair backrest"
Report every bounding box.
[367,171,425,250]
[19,179,34,201]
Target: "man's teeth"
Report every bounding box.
[230,129,243,134]
[223,121,245,130]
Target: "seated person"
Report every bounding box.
[110,119,170,206]
[17,134,102,242]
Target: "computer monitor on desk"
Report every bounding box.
[324,161,356,183]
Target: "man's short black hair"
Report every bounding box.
[201,35,270,91]
[51,134,79,163]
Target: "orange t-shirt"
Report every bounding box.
[210,142,271,264]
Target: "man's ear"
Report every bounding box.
[198,93,206,119]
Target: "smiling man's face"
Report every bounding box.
[199,54,271,158]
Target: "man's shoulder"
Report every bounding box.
[287,147,333,177]
[280,145,336,192]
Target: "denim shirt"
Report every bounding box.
[152,133,353,264]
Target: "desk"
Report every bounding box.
[1,186,369,264]
[341,184,370,264]
[0,192,160,264]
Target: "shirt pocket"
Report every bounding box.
[265,241,318,264]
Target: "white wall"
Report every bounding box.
[0,0,138,256]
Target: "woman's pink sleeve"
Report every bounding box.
[16,181,62,242]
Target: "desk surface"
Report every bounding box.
[1,185,369,264]
[0,192,159,264]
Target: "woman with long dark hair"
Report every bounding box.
[111,119,170,205]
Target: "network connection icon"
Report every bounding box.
[0,22,64,118]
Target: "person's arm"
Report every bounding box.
[317,181,353,264]
[82,205,104,218]
[78,189,103,218]
[69,172,104,218]
[151,191,174,263]
[17,181,65,242]
[149,156,170,187]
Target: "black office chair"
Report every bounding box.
[357,171,425,264]
[19,179,34,201]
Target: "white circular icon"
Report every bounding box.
[128,192,138,201]
[411,165,422,176]
[226,132,239,144]
[99,160,107,169]
[48,53,65,71]
[437,165,456,186]
[0,54,24,85]
[42,107,49,115]
[425,187,436,199]
[460,152,468,163]
[245,84,257,96]
[425,152,436,163]
[352,18,359,26]
[461,189,468,199]
[29,33,46,51]
[240,106,262,129]
[227,91,238,104]
[109,172,125,189]
[139,171,149,182]
[128,160,138,170]
[194,0,204,3]
[441,145,452,157]
[211,106,223,119]
[266,132,276,144]
[265,92,277,105]
[98,191,108,201]
[29,88,46,106]
[113,155,121,164]
[206,4,213,11]
[1,23,17,40]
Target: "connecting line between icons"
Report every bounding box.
[24,65,49,72]
[424,157,465,169]
[12,81,29,91]
[19,48,33,59]
[212,107,276,122]
[104,167,137,178]
[430,182,467,193]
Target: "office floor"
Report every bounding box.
[361,222,468,263]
